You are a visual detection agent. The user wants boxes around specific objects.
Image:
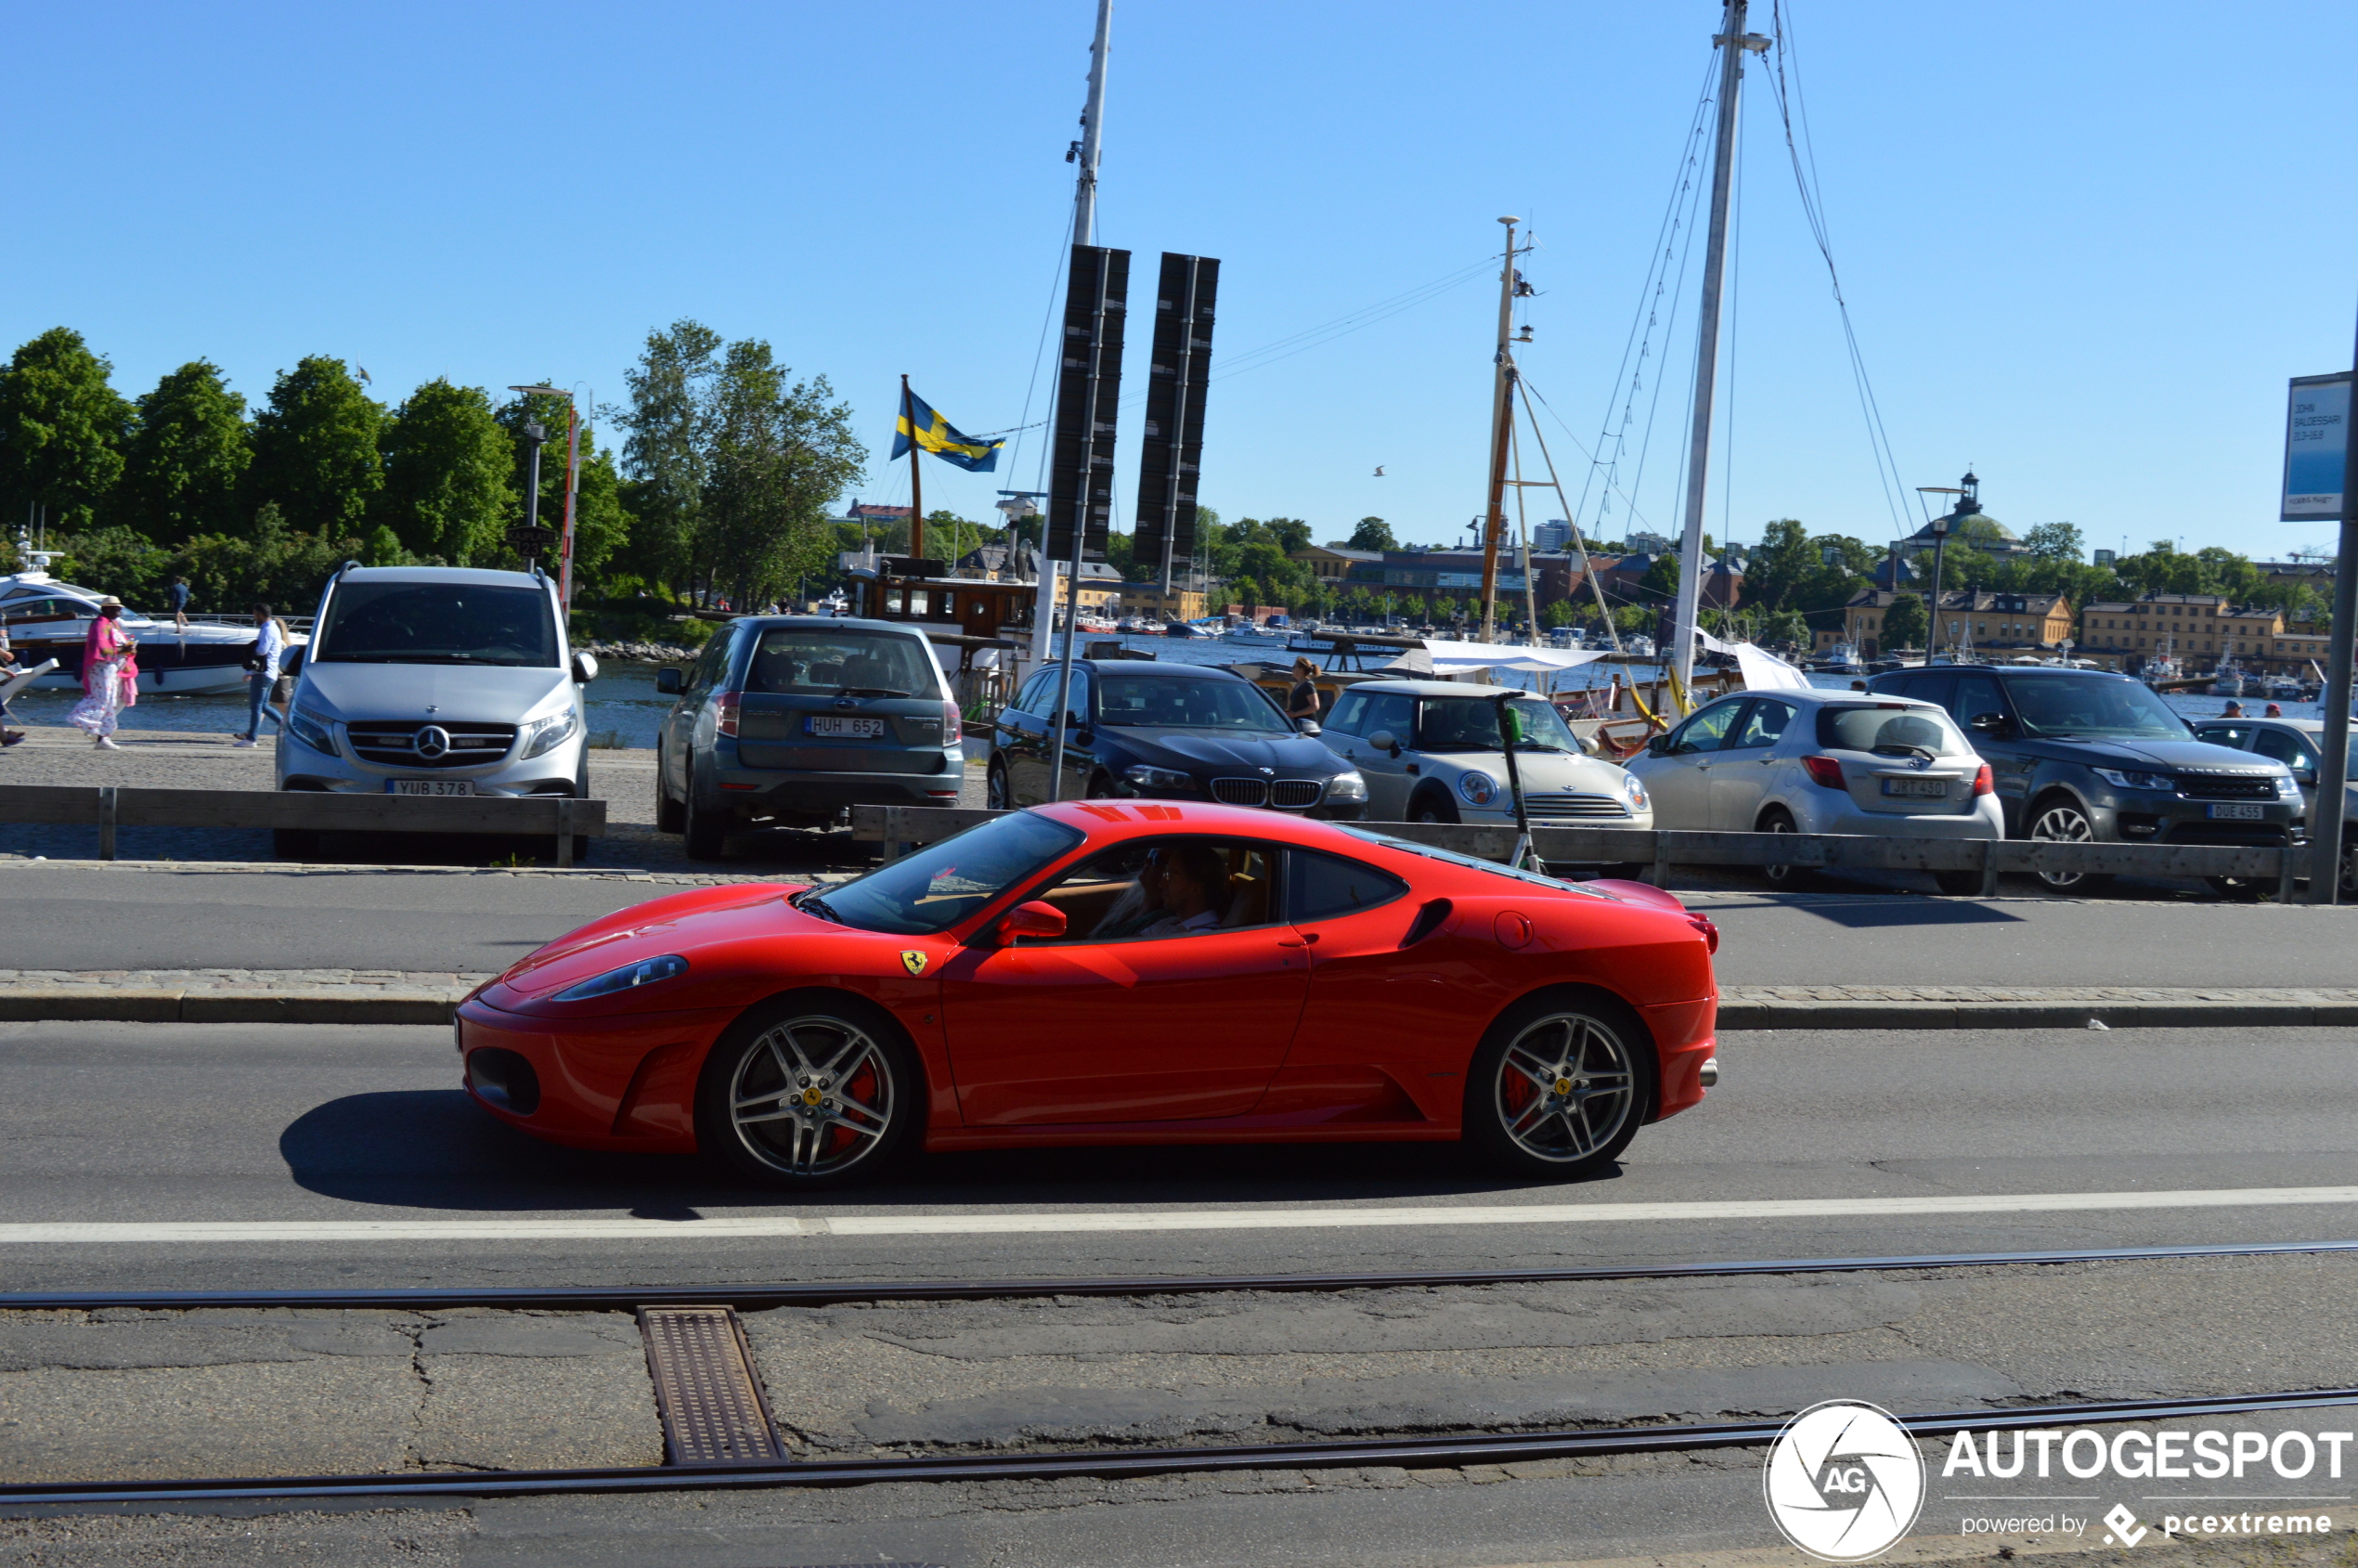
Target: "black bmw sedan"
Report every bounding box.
[987,658,1369,817]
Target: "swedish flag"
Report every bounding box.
[893,390,1004,472]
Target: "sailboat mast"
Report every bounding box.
[1073,0,1112,244]
[1670,2,1761,697]
[1479,216,1520,642]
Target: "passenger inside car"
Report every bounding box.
[1029,838,1273,941]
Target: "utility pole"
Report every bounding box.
[1479,217,1520,643]
[2313,319,2358,904]
[1071,0,1111,245]
[1670,4,1766,699]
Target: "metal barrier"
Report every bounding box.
[849,804,2308,900]
[0,785,607,867]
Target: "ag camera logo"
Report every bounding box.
[1764,1400,1926,1562]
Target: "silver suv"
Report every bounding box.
[277,566,596,850]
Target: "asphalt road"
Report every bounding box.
[7,1019,2358,1564]
[9,860,2358,984]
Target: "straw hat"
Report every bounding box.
[97,596,123,609]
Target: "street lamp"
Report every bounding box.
[510,385,582,608]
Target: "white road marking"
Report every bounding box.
[5,1186,2358,1244]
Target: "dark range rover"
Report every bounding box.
[988,658,1368,817]
[1864,664,2300,892]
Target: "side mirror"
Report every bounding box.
[571,651,600,685]
[655,667,683,695]
[1295,719,1322,737]
[1000,900,1067,944]
[1645,733,1674,757]
[1367,729,1399,755]
[1969,710,2007,733]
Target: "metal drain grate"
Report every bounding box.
[638,1305,786,1465]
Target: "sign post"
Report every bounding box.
[2284,370,2358,904]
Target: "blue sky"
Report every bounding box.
[2,1,2347,563]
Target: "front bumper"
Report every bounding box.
[1109,780,1367,819]
[276,724,586,797]
[2090,791,2298,847]
[456,993,733,1152]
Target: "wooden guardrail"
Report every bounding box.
[0,785,606,867]
[849,804,2308,900]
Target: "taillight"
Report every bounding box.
[1800,754,1847,789]
[942,699,964,742]
[714,692,740,738]
[1972,762,1993,797]
[1687,913,1719,952]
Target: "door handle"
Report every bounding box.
[1277,933,1321,948]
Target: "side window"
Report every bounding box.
[1725,700,1794,751]
[1900,674,1953,713]
[2252,730,2315,772]
[1013,672,1055,715]
[689,630,734,693]
[1669,701,1743,756]
[2194,724,2255,750]
[1326,691,1368,736]
[1362,693,1416,745]
[1285,849,1409,924]
[1948,674,2006,726]
[1025,837,1280,942]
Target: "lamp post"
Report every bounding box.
[510,385,580,607]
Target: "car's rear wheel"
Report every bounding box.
[985,758,1012,811]
[1462,990,1655,1180]
[2027,796,2111,893]
[681,764,726,861]
[695,995,920,1188]
[1756,807,1810,888]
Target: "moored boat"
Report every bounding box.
[0,552,295,694]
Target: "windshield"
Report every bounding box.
[315,581,557,667]
[1097,673,1289,732]
[745,628,939,696]
[812,812,1084,935]
[1337,826,1606,896]
[1416,696,1582,753]
[1818,704,1972,757]
[2006,676,2192,741]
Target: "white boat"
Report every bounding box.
[0,552,292,695]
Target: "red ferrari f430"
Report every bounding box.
[456,802,1720,1187]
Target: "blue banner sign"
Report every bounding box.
[2283,371,2349,521]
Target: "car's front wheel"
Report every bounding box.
[985,758,1012,811]
[654,744,684,833]
[1410,789,1460,824]
[681,764,726,861]
[1462,990,1655,1180]
[1756,807,1809,888]
[694,995,920,1188]
[2026,796,2111,893]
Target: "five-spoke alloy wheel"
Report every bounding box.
[1463,991,1655,1178]
[696,997,919,1187]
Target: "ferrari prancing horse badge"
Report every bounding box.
[901,951,927,976]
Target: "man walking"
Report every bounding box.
[231,603,284,748]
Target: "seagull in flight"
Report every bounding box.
[1372,465,1385,477]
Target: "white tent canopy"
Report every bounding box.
[1378,639,1611,680]
[1696,629,1811,692]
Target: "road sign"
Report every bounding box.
[506,525,559,551]
[2283,372,2350,520]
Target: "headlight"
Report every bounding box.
[1621,771,1649,810]
[1458,771,1497,807]
[1324,770,1368,802]
[1123,764,1193,791]
[552,953,688,1003]
[519,706,579,759]
[286,704,336,755]
[2092,767,2173,791]
[2277,773,2303,798]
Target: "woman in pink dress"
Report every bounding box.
[68,597,138,749]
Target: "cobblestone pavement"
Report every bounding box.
[0,724,987,873]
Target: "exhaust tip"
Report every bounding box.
[1697,1056,1719,1089]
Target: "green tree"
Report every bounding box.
[1229,575,1263,610]
[1741,518,1816,612]
[116,361,249,544]
[1543,597,1576,629]
[172,502,358,612]
[1347,515,1394,551]
[380,379,513,564]
[1882,591,1928,650]
[613,318,721,594]
[1263,516,1314,556]
[45,526,172,603]
[0,328,132,532]
[246,356,383,535]
[489,390,633,592]
[1639,552,1679,602]
[694,339,865,609]
[2022,522,2083,561]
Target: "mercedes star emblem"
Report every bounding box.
[415,725,451,759]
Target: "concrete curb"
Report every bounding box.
[1718,998,2358,1030]
[0,988,463,1025]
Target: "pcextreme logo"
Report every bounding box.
[1763,1401,1927,1562]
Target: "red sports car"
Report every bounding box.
[456,801,1720,1187]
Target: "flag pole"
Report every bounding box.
[902,375,926,563]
